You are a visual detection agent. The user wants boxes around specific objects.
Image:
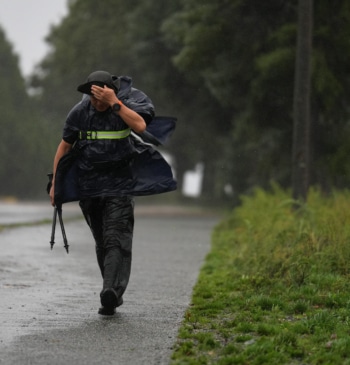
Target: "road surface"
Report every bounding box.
[0,201,219,365]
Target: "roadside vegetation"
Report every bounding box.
[171,185,350,364]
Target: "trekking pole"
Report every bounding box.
[57,206,69,254]
[50,207,58,250]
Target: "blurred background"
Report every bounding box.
[0,0,349,208]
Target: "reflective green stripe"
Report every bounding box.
[79,129,131,140]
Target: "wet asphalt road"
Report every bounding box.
[0,202,219,365]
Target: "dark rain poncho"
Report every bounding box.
[53,76,177,207]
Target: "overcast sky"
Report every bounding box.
[0,0,68,76]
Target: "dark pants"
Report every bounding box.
[79,196,134,300]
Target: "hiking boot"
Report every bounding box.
[100,288,119,308]
[98,288,124,315]
[97,298,123,315]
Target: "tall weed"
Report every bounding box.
[215,185,350,285]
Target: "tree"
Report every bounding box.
[163,0,298,197]
[164,0,350,200]
[0,27,51,198]
[292,0,313,202]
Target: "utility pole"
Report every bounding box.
[292,0,313,202]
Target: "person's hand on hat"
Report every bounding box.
[91,85,119,107]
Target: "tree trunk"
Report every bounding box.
[292,0,313,202]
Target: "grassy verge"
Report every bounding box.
[171,185,350,365]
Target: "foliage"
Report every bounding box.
[171,186,350,364]
[164,0,350,198]
[30,0,135,135]
[0,27,52,198]
[220,185,350,280]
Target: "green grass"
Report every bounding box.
[171,185,350,365]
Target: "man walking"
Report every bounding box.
[49,70,171,315]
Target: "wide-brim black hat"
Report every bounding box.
[77,70,119,95]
